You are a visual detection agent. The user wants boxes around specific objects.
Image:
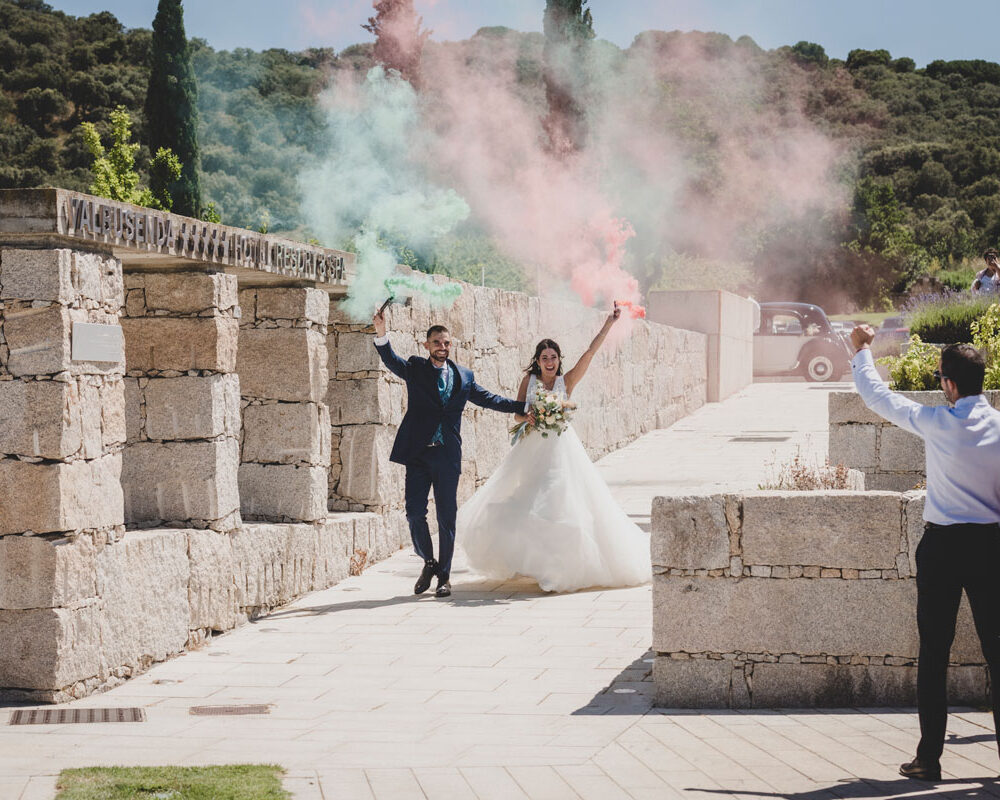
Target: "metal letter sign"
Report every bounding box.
[71,322,124,363]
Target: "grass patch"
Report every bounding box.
[829,311,895,326]
[55,765,289,800]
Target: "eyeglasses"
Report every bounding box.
[933,369,949,382]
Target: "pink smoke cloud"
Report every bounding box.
[299,0,373,43]
[304,13,846,334]
[419,38,645,321]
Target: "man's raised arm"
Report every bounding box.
[372,309,407,380]
[850,324,930,438]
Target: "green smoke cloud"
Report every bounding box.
[299,66,470,321]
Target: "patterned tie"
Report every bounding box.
[431,364,452,445]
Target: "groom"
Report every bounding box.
[372,308,523,598]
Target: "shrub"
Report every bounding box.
[971,302,1000,389]
[878,334,941,390]
[905,292,993,343]
[759,450,859,490]
[936,266,977,292]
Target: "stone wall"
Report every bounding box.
[0,514,395,703]
[647,290,754,402]
[328,282,709,511]
[120,271,242,530]
[651,490,989,708]
[829,390,1000,490]
[237,287,331,523]
[1,243,707,703]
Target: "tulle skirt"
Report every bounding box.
[457,426,651,592]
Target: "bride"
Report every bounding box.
[458,307,651,592]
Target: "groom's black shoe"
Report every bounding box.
[414,560,438,595]
[899,758,941,781]
[434,577,451,598]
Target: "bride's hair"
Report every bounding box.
[525,339,563,376]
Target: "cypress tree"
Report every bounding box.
[144,0,201,217]
[542,0,594,156]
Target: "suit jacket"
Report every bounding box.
[374,340,522,467]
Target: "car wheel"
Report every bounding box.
[804,351,837,382]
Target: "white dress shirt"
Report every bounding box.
[374,334,390,346]
[851,348,1000,525]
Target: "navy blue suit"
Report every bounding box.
[374,338,522,580]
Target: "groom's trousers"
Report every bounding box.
[915,522,1000,763]
[404,445,460,581]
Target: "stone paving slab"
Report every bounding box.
[3,384,999,799]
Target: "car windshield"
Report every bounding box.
[769,313,802,335]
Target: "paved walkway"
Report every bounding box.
[4,382,999,800]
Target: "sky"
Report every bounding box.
[45,0,1000,67]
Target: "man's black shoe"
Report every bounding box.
[414,561,438,595]
[434,579,451,598]
[899,758,941,781]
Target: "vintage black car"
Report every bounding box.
[753,302,853,382]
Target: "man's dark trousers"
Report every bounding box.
[915,522,1000,763]
[405,445,460,581]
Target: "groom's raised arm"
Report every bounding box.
[469,378,522,414]
[372,310,408,380]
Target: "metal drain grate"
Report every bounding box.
[189,704,270,716]
[9,707,145,725]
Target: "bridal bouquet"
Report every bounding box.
[509,385,577,445]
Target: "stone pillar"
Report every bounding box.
[237,287,330,522]
[325,302,403,514]
[119,272,241,530]
[0,246,126,698]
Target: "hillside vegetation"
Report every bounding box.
[3,0,1000,307]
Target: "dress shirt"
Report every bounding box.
[851,348,1000,525]
[430,362,453,445]
[374,334,390,346]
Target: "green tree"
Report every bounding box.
[846,48,891,70]
[790,41,828,68]
[16,87,68,133]
[848,177,928,294]
[144,0,201,216]
[81,105,180,210]
[542,0,594,155]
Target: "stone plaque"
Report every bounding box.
[0,189,353,290]
[71,322,123,363]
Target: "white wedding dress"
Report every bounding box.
[458,374,651,592]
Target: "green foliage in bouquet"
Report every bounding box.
[509,385,577,445]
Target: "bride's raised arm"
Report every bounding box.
[564,306,622,396]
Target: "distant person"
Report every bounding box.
[850,325,1000,782]
[971,248,1000,294]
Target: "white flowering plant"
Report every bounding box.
[509,384,577,445]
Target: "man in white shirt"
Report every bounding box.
[851,325,1000,781]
